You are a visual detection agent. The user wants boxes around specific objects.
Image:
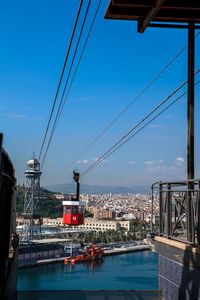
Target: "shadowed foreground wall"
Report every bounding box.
[155,237,200,300]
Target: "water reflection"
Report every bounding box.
[64,259,104,274]
[18,252,158,291]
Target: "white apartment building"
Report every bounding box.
[71,218,131,232]
[43,217,131,232]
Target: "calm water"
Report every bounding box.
[18,251,158,291]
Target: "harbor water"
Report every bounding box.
[18,251,158,291]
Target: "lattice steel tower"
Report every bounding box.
[22,154,42,241]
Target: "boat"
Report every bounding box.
[64,246,104,264]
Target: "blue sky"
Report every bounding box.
[1,0,200,188]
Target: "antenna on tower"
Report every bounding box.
[21,155,42,242]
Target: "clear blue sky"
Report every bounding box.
[1,0,200,188]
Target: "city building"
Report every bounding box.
[70,218,131,232]
[43,218,63,226]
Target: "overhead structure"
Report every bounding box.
[105,0,200,245]
[22,155,42,242]
[105,0,200,184]
[105,1,200,32]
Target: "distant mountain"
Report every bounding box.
[45,183,150,194]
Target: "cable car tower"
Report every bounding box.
[63,171,85,226]
[22,154,42,242]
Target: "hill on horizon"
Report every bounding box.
[45,183,150,195]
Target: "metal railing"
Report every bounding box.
[151,179,200,245]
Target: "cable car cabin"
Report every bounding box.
[62,196,85,226]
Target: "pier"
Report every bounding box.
[18,244,150,268]
[103,244,150,256]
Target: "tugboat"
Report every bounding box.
[64,246,104,264]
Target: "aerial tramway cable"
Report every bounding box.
[41,0,102,169]
[41,0,92,168]
[38,0,84,162]
[81,78,200,177]
[80,69,200,177]
[55,0,102,130]
[66,32,200,169]
[56,78,200,189]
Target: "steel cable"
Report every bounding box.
[41,0,92,168]
[66,31,200,169]
[41,0,102,169]
[38,0,84,161]
[80,69,200,177]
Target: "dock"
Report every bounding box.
[18,244,150,268]
[103,244,150,256]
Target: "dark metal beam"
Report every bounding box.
[167,183,172,237]
[186,22,195,244]
[187,22,195,180]
[105,6,200,23]
[112,0,200,10]
[138,0,166,33]
[149,23,200,29]
[151,189,154,233]
[159,183,163,235]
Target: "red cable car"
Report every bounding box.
[62,171,85,226]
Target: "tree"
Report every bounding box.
[16,185,94,219]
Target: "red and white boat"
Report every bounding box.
[64,246,104,264]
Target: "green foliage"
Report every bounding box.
[40,196,63,219]
[80,229,137,245]
[16,186,94,219]
[16,186,63,218]
[84,210,93,218]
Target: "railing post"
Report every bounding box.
[187,22,195,181]
[151,189,154,233]
[187,180,195,244]
[197,180,200,245]
[167,183,172,237]
[186,21,195,245]
[159,183,163,235]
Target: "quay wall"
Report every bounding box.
[18,244,150,268]
[103,244,150,256]
[18,244,64,268]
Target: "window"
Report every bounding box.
[65,206,71,214]
[79,206,84,214]
[72,206,78,214]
